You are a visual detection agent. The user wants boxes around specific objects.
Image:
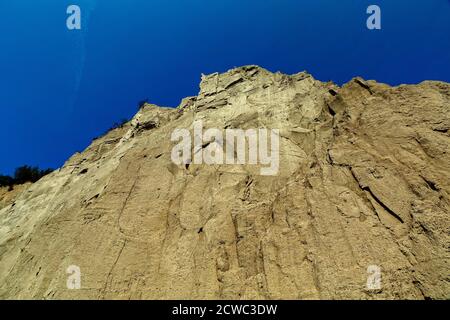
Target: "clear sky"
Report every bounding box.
[0,0,449,175]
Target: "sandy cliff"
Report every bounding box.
[0,66,448,299]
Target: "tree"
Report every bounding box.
[14,166,41,184]
[0,175,14,188]
[0,166,53,190]
[13,166,53,185]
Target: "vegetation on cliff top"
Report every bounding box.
[0,166,53,190]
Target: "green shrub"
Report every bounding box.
[14,166,40,184]
[0,166,53,189]
[0,175,14,188]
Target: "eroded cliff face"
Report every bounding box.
[0,66,448,299]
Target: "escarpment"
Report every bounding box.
[0,66,449,299]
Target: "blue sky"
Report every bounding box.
[0,0,449,175]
